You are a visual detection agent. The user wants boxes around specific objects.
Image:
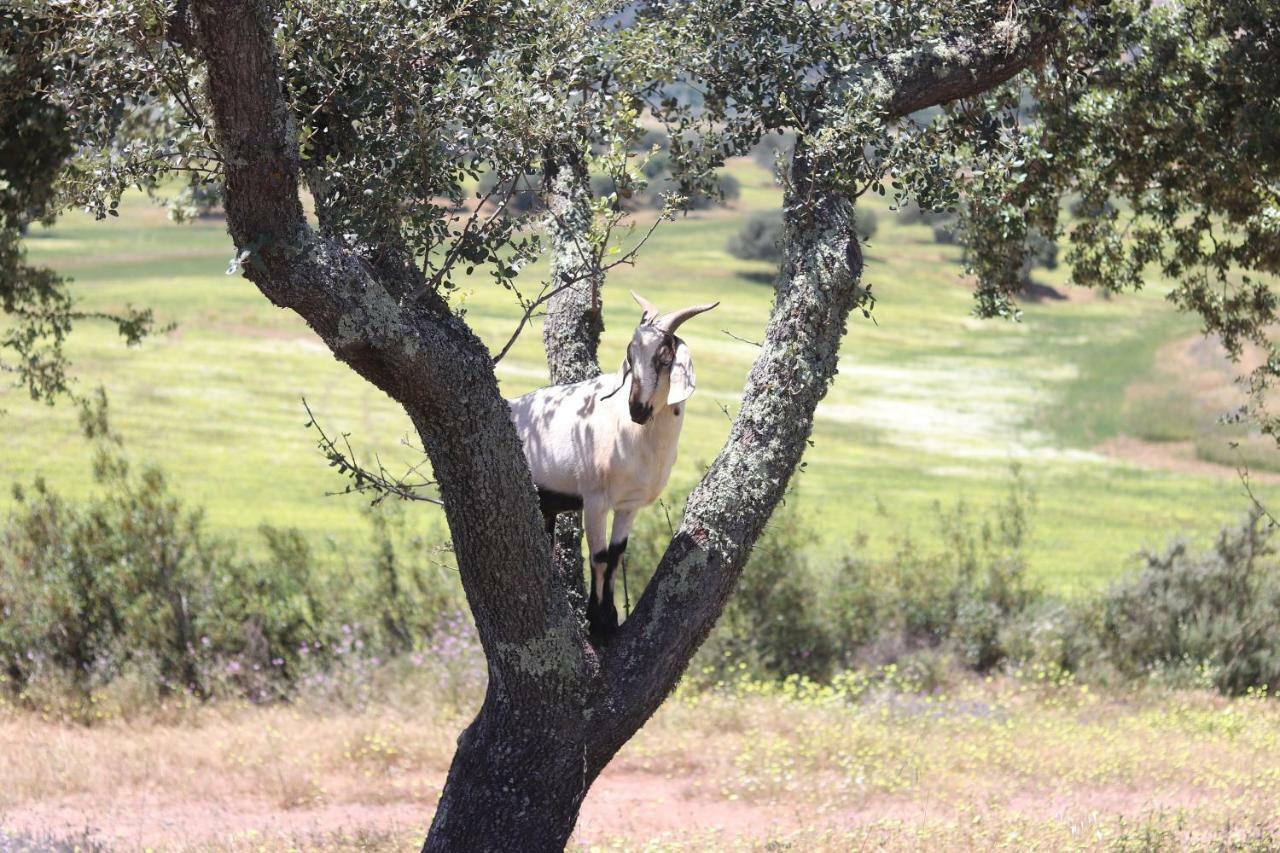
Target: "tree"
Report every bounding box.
[27,0,1280,850]
[0,8,154,401]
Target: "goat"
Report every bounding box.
[508,292,719,642]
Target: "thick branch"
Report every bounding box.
[539,150,606,605]
[876,13,1065,119]
[542,150,605,385]
[586,141,866,768]
[190,0,590,701]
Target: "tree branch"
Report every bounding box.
[586,141,868,768]
[874,11,1066,119]
[190,0,591,701]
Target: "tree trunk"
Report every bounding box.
[423,694,589,853]
[542,150,605,603]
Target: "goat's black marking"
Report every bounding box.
[672,406,680,416]
[592,539,628,571]
[537,488,582,533]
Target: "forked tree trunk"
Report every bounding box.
[424,140,867,852]
[186,4,1065,850]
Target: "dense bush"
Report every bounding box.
[8,395,1280,706]
[750,130,794,169]
[855,209,877,242]
[730,209,876,266]
[643,170,739,210]
[476,170,542,213]
[1090,510,1280,694]
[727,211,783,263]
[0,391,462,705]
[829,472,1040,671]
[168,181,223,223]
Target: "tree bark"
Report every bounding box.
[541,150,605,603]
[424,694,591,853]
[543,150,604,387]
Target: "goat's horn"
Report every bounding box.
[657,301,720,334]
[631,290,660,323]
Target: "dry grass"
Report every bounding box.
[3,671,1280,851]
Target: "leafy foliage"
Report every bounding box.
[0,8,155,401]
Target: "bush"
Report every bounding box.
[168,181,223,223]
[727,211,783,263]
[476,170,542,213]
[644,170,739,210]
[716,172,741,204]
[0,390,462,705]
[751,131,794,170]
[829,471,1040,671]
[640,151,670,179]
[1090,510,1280,694]
[694,500,839,681]
[634,128,669,153]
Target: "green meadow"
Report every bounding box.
[5,158,1270,594]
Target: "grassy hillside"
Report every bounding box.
[4,159,1272,593]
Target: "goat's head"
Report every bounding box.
[621,291,719,425]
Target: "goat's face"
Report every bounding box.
[625,326,677,425]
[622,292,719,425]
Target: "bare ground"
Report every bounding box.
[3,678,1279,851]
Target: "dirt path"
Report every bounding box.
[0,769,1243,851]
[1097,435,1280,484]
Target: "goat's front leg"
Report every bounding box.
[603,508,638,628]
[583,496,617,644]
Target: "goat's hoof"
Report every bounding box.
[586,604,619,645]
[589,622,618,646]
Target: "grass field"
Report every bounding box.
[4,670,1280,851]
[5,158,1274,593]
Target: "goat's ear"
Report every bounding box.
[668,339,696,405]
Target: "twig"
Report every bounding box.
[303,398,443,506]
[1237,455,1278,528]
[414,160,530,293]
[721,328,763,347]
[491,206,671,365]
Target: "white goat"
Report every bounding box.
[508,292,719,640]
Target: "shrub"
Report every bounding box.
[896,203,955,227]
[644,170,738,210]
[640,151,670,179]
[168,181,223,223]
[634,128,669,152]
[0,390,462,704]
[829,471,1040,672]
[751,130,794,169]
[727,211,783,263]
[716,172,741,204]
[1090,510,1280,694]
[695,500,839,681]
[475,170,542,213]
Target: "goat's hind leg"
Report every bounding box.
[536,487,583,535]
